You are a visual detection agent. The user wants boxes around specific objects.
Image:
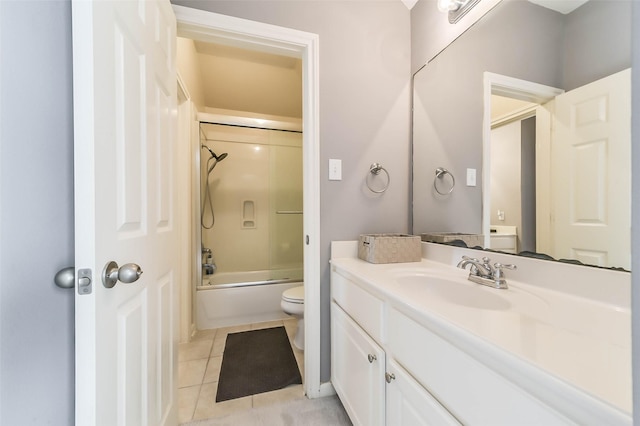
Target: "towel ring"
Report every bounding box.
[434,167,455,195]
[366,163,390,193]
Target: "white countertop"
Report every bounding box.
[330,253,632,423]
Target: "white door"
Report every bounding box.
[72,1,178,425]
[552,69,631,269]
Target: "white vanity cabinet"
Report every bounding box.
[331,302,385,426]
[387,308,573,425]
[330,242,632,425]
[331,268,461,426]
[330,265,583,426]
[385,358,461,426]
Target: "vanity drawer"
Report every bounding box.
[331,270,385,343]
[388,308,571,425]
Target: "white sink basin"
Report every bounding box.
[397,274,511,310]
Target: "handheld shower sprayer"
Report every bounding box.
[200,145,229,229]
[201,145,228,163]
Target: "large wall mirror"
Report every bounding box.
[412,0,631,270]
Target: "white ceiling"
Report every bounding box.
[193,41,303,118]
[526,0,589,14]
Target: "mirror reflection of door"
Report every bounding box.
[552,69,631,269]
[489,69,630,269]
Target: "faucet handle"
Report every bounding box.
[493,263,516,279]
[494,262,516,270]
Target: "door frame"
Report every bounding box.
[172,5,322,398]
[482,72,563,250]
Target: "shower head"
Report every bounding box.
[206,152,229,174]
[201,145,228,162]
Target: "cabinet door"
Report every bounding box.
[331,302,385,426]
[386,359,461,426]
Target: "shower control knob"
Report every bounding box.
[102,261,143,288]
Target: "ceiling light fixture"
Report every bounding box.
[438,0,481,24]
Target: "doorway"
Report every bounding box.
[482,72,563,252]
[173,5,322,398]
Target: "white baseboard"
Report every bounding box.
[317,382,336,398]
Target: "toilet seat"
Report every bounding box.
[282,286,304,303]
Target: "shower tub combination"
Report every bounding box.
[196,120,304,331]
[197,269,303,330]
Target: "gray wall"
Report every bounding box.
[563,0,632,91]
[412,1,564,235]
[0,1,75,424]
[410,0,501,74]
[520,116,536,253]
[171,0,411,382]
[411,0,631,236]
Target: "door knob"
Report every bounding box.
[54,266,75,289]
[102,261,143,288]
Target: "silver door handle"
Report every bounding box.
[54,267,75,289]
[102,261,143,288]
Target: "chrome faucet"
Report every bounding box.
[202,247,216,275]
[456,256,516,289]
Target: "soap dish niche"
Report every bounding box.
[242,200,256,229]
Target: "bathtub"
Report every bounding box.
[196,268,303,330]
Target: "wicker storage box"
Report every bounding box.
[358,234,421,264]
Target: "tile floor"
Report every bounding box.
[178,318,305,424]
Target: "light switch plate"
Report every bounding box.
[466,168,476,186]
[329,159,342,180]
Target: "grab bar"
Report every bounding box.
[276,211,303,214]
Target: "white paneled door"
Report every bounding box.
[552,69,631,269]
[72,1,178,425]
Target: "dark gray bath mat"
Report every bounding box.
[216,326,302,402]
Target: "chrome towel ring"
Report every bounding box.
[434,167,455,195]
[366,163,390,193]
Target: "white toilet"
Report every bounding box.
[281,286,304,350]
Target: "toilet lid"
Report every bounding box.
[282,286,304,303]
